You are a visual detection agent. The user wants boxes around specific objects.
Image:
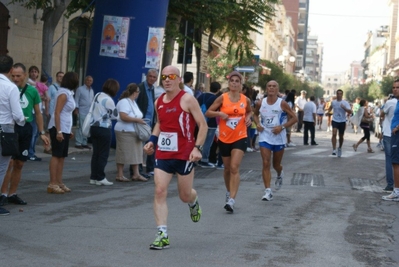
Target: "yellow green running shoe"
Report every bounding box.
[189,200,202,222]
[149,231,170,250]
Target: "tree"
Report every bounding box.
[380,76,396,97]
[367,81,381,100]
[162,0,279,77]
[9,0,94,77]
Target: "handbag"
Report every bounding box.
[361,107,373,123]
[0,130,19,157]
[361,116,373,123]
[128,99,151,141]
[82,93,101,137]
[134,121,151,141]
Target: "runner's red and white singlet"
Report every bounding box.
[155,90,196,160]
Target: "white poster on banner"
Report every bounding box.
[99,15,130,58]
[145,27,164,69]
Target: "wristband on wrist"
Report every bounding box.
[149,135,158,145]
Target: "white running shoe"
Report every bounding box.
[337,148,342,157]
[275,170,283,190]
[287,142,296,147]
[262,188,273,201]
[332,150,337,156]
[225,192,230,203]
[382,191,399,201]
[246,147,253,152]
[95,178,113,186]
[224,198,235,213]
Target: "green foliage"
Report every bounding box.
[380,76,396,97]
[255,59,312,94]
[167,0,279,58]
[207,51,237,80]
[312,84,324,98]
[367,81,382,100]
[8,0,52,9]
[8,0,94,18]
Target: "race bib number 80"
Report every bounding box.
[158,132,178,151]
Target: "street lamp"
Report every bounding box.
[296,69,307,82]
[278,50,296,72]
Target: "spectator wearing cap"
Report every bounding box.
[205,71,252,213]
[294,90,307,132]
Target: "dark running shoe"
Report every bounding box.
[0,195,7,206]
[7,194,27,205]
[383,186,393,192]
[0,207,10,216]
[29,156,42,161]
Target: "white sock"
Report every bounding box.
[188,196,198,207]
[157,225,167,236]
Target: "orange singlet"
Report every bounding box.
[218,93,247,144]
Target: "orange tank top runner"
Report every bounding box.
[218,93,248,144]
[155,90,197,160]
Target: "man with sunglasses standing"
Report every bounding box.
[144,65,207,250]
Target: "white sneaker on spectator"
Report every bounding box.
[287,142,296,147]
[96,178,113,186]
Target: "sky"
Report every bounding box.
[307,0,390,76]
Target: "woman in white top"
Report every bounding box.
[253,80,297,201]
[114,83,148,182]
[89,79,119,186]
[47,72,78,194]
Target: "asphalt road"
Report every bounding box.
[1,122,398,267]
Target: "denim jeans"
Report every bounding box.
[383,135,393,187]
[202,127,217,162]
[28,115,38,157]
[90,126,111,181]
[75,113,88,146]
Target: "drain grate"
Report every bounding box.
[349,178,382,192]
[240,170,262,181]
[291,173,325,186]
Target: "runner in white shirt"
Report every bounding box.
[326,89,352,157]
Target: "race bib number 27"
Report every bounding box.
[158,132,178,151]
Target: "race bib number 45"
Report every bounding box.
[158,132,178,151]
[226,117,241,130]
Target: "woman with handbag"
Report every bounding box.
[114,83,148,182]
[89,79,120,186]
[353,99,375,153]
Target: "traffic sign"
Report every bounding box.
[234,66,255,73]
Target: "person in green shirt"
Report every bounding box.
[0,63,49,206]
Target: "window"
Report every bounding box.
[0,3,9,55]
[67,17,91,84]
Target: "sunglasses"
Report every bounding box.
[161,74,178,80]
